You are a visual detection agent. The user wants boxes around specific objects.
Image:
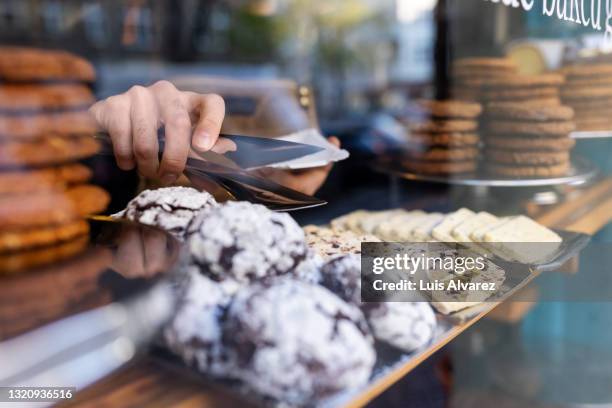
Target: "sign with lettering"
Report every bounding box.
[485,0,612,46]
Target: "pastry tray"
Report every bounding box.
[372,156,598,187]
[0,220,590,408]
[148,229,591,408]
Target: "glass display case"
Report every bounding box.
[0,1,611,407]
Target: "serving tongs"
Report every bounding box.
[95,133,327,211]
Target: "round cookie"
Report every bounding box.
[0,135,100,168]
[485,102,574,121]
[319,254,437,353]
[0,84,95,113]
[480,73,564,88]
[65,184,110,217]
[0,47,95,82]
[361,302,437,352]
[452,69,513,80]
[0,163,92,195]
[487,120,575,136]
[0,235,89,274]
[487,149,570,165]
[225,279,375,405]
[574,117,612,131]
[571,108,612,120]
[401,160,477,175]
[485,135,575,151]
[562,63,612,79]
[0,110,98,140]
[481,87,559,102]
[0,190,80,229]
[413,100,482,118]
[562,97,612,110]
[453,58,517,71]
[486,162,570,178]
[188,201,308,284]
[565,76,612,87]
[561,86,612,100]
[117,187,218,240]
[408,132,480,147]
[408,120,478,133]
[163,269,239,377]
[404,147,479,161]
[320,254,363,305]
[0,219,89,253]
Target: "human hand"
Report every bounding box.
[255,137,340,195]
[90,80,232,184]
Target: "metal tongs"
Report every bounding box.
[95,132,327,211]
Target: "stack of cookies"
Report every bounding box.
[482,101,576,178]
[0,47,109,272]
[451,57,518,101]
[401,100,482,175]
[561,63,612,131]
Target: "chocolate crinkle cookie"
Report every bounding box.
[163,268,240,377]
[188,201,308,284]
[224,279,375,405]
[320,254,363,305]
[320,254,437,353]
[115,187,218,240]
[361,302,437,352]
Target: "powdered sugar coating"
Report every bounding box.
[118,187,217,240]
[163,268,239,377]
[320,254,437,353]
[292,251,324,284]
[362,302,437,352]
[225,279,375,405]
[188,201,308,284]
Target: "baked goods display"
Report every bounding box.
[561,62,612,130]
[0,47,107,272]
[400,99,483,175]
[445,56,581,179]
[106,191,446,404]
[482,100,576,178]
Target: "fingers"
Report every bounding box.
[90,95,134,170]
[327,136,341,148]
[129,85,160,179]
[113,228,146,277]
[152,81,192,184]
[91,83,226,183]
[210,136,237,154]
[142,228,168,277]
[187,92,225,151]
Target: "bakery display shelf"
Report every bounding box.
[372,155,598,187]
[146,227,589,408]
[58,176,612,408]
[571,130,612,139]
